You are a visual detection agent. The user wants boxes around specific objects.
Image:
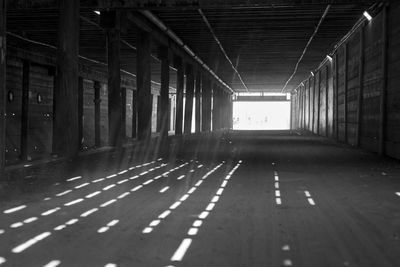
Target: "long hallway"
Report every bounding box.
[1,131,399,267]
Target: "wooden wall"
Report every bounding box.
[292,2,400,160]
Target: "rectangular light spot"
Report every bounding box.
[129,175,139,180]
[142,227,153,234]
[66,176,82,182]
[66,219,78,225]
[221,181,228,188]
[100,199,117,207]
[92,178,105,183]
[97,226,109,233]
[12,232,51,253]
[283,259,293,266]
[80,208,98,217]
[23,217,38,224]
[143,179,154,185]
[216,188,224,195]
[86,191,101,198]
[192,220,203,227]
[198,211,209,219]
[54,225,66,231]
[197,165,203,168]
[149,220,161,227]
[171,238,192,262]
[187,227,198,236]
[41,207,60,216]
[56,190,72,197]
[131,185,143,192]
[275,190,281,197]
[274,182,279,189]
[396,192,400,197]
[206,203,215,211]
[308,199,316,206]
[195,180,203,186]
[276,198,282,205]
[177,175,185,180]
[75,182,89,189]
[106,174,117,179]
[117,179,129,184]
[4,205,27,214]
[180,194,189,202]
[117,192,130,199]
[211,196,220,203]
[10,222,23,228]
[305,191,311,197]
[158,210,171,219]
[274,176,279,181]
[169,202,181,210]
[188,187,196,194]
[64,198,84,206]
[140,171,148,175]
[118,170,128,175]
[107,220,119,227]
[103,184,116,190]
[43,260,61,267]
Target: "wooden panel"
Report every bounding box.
[337,45,346,142]
[82,79,95,148]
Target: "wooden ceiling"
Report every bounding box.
[6,0,380,92]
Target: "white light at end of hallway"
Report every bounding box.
[363,11,372,21]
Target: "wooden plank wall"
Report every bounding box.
[292,3,400,160]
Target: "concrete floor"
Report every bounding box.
[0,131,400,267]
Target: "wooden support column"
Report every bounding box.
[212,85,219,131]
[379,5,389,155]
[344,43,348,143]
[202,78,212,132]
[308,77,312,131]
[132,89,137,138]
[20,60,30,161]
[335,53,339,140]
[174,56,184,135]
[78,76,83,150]
[107,23,123,146]
[159,45,170,139]
[94,81,101,147]
[312,76,316,133]
[121,86,126,139]
[325,65,329,136]
[137,30,152,140]
[184,64,194,134]
[195,72,201,133]
[317,71,321,135]
[356,26,365,148]
[53,0,80,157]
[0,0,4,175]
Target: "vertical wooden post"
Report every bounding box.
[202,78,211,132]
[54,0,80,157]
[325,65,329,136]
[121,86,126,139]
[356,26,365,148]
[195,72,201,133]
[132,89,137,138]
[94,81,101,147]
[0,0,4,175]
[308,77,312,131]
[174,56,184,135]
[20,60,30,161]
[335,53,339,140]
[379,5,389,155]
[78,76,83,150]
[184,64,194,134]
[107,23,123,146]
[212,85,219,131]
[344,43,348,143]
[312,76,316,133]
[317,71,321,135]
[159,45,170,139]
[137,30,152,140]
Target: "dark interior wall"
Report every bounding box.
[385,2,400,159]
[292,3,400,160]
[3,48,171,165]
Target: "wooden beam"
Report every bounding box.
[137,30,152,140]
[344,43,348,143]
[159,46,170,139]
[78,76,84,150]
[53,0,80,157]
[312,75,316,133]
[132,89,137,138]
[174,56,184,135]
[184,64,194,134]
[20,60,30,161]
[356,26,365,148]
[317,71,321,135]
[107,26,123,146]
[202,78,212,132]
[308,77,312,131]
[212,85,219,131]
[94,81,101,147]
[0,0,5,175]
[121,86,126,139]
[379,4,388,156]
[325,65,329,137]
[335,53,339,140]
[195,72,202,133]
